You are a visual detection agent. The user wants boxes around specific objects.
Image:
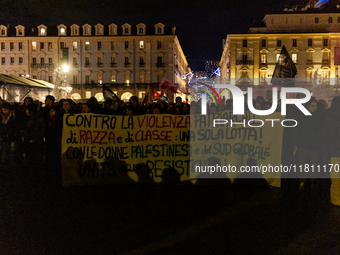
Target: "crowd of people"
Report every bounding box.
[0,93,339,196]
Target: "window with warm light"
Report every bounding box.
[85,42,90,51]
[261,54,266,63]
[32,41,36,50]
[276,54,280,62]
[111,73,116,83]
[292,53,297,63]
[86,91,91,99]
[73,42,77,51]
[41,28,45,35]
[60,28,65,35]
[140,41,144,49]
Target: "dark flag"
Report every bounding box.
[142,85,149,104]
[271,45,297,87]
[102,84,118,100]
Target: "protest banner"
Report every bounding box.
[61,113,191,186]
[190,111,285,187]
[62,112,284,187]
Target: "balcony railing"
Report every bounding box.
[322,60,330,67]
[73,63,79,68]
[31,63,55,68]
[97,63,103,68]
[236,60,254,65]
[124,62,130,67]
[156,62,164,67]
[139,62,146,67]
[110,62,117,67]
[85,63,91,67]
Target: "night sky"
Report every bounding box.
[1,0,295,70]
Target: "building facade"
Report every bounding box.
[220,9,340,99]
[0,22,189,102]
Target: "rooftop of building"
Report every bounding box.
[0,23,176,37]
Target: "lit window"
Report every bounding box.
[111,73,116,83]
[41,28,45,35]
[140,41,144,49]
[261,54,266,63]
[73,42,77,51]
[86,91,91,99]
[60,28,65,35]
[85,42,90,51]
[276,54,280,62]
[292,54,297,63]
[32,41,36,50]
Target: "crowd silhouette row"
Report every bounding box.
[0,93,339,194]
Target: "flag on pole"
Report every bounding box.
[102,84,118,100]
[142,85,150,104]
[271,45,297,87]
[153,90,161,99]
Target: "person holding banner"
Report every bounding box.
[296,98,321,190]
[326,96,340,205]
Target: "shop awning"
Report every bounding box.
[0,74,54,89]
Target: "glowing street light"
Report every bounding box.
[62,64,69,73]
